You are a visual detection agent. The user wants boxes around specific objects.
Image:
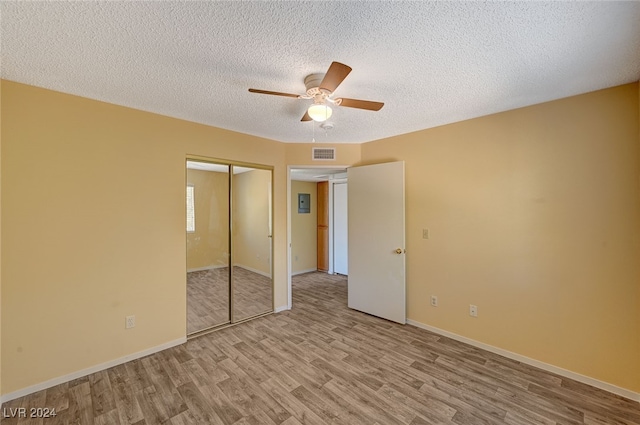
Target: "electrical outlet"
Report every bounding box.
[469,305,478,317]
[423,228,430,239]
[125,315,136,329]
[430,295,438,307]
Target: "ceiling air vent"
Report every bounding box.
[312,147,335,161]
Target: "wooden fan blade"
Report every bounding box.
[301,111,312,122]
[337,97,384,111]
[319,62,352,93]
[248,88,300,98]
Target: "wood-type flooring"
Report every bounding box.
[2,272,639,424]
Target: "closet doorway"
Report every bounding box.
[186,158,273,336]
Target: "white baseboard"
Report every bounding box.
[234,264,271,278]
[292,268,318,276]
[275,305,290,313]
[187,264,227,273]
[406,319,640,403]
[0,337,186,404]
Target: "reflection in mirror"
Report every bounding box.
[186,161,230,334]
[232,166,273,321]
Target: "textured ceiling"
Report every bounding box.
[2,1,639,144]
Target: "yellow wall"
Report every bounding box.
[360,83,640,392]
[291,180,317,274]
[0,80,287,395]
[232,169,272,275]
[186,168,229,271]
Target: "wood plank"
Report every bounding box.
[107,364,145,425]
[175,382,225,425]
[68,381,95,425]
[259,378,327,425]
[89,370,117,418]
[94,408,122,425]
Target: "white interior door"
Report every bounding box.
[333,182,348,275]
[347,161,405,324]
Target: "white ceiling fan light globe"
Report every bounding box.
[307,103,333,122]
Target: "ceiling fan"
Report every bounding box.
[248,62,384,123]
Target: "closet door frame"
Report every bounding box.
[186,155,274,338]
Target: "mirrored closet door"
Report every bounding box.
[186,159,273,336]
[232,166,273,321]
[186,161,231,334]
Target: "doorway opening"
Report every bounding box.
[287,166,348,310]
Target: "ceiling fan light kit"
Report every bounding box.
[307,103,333,122]
[248,61,384,125]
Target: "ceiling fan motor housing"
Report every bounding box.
[304,73,330,97]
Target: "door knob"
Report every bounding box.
[395,248,404,254]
